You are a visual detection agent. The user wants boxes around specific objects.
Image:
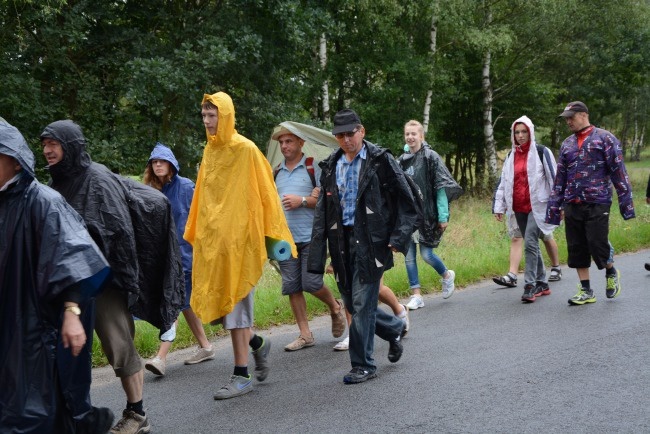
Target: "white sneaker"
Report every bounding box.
[333,336,349,351]
[442,270,456,299]
[398,304,409,337]
[405,294,425,310]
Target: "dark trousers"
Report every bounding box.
[338,229,403,372]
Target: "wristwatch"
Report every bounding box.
[64,305,81,316]
[301,197,308,208]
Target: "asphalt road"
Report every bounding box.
[92,249,650,433]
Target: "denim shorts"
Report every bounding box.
[279,242,324,295]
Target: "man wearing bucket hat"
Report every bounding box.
[271,127,346,351]
[308,109,418,384]
[546,101,635,306]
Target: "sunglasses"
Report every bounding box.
[334,128,359,139]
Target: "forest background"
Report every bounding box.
[1,0,649,190]
[2,0,649,364]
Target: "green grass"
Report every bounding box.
[91,161,650,367]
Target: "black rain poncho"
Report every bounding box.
[41,120,184,335]
[0,120,110,432]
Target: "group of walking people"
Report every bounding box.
[0,96,638,434]
[493,102,635,305]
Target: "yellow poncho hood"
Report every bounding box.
[184,92,296,322]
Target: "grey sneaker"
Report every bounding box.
[110,410,150,434]
[252,336,271,381]
[568,285,596,305]
[184,345,215,365]
[213,375,253,400]
[284,333,315,351]
[144,356,165,376]
[442,270,456,299]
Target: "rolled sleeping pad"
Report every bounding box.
[265,236,292,261]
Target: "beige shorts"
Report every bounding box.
[210,289,255,330]
[94,286,143,378]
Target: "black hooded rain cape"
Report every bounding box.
[0,120,110,432]
[41,120,184,335]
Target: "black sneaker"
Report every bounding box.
[521,284,536,303]
[534,282,551,297]
[343,367,377,384]
[605,269,621,299]
[388,335,403,363]
[645,263,650,271]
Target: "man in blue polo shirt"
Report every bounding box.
[273,127,346,351]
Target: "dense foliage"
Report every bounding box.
[1,0,648,189]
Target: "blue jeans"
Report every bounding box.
[405,242,447,290]
[338,232,404,372]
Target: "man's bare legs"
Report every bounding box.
[289,285,342,337]
[121,370,143,404]
[231,327,251,367]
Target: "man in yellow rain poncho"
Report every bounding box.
[184,91,296,400]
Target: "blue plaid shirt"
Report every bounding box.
[336,145,367,226]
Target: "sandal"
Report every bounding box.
[492,272,517,288]
[548,267,562,282]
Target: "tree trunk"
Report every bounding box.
[620,100,633,159]
[633,126,644,161]
[319,34,330,121]
[423,90,433,134]
[422,3,438,134]
[481,48,497,191]
[480,4,497,192]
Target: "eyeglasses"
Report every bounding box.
[334,128,359,140]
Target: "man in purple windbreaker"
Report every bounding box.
[546,101,635,306]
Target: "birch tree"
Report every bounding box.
[319,34,330,121]
[422,1,439,134]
